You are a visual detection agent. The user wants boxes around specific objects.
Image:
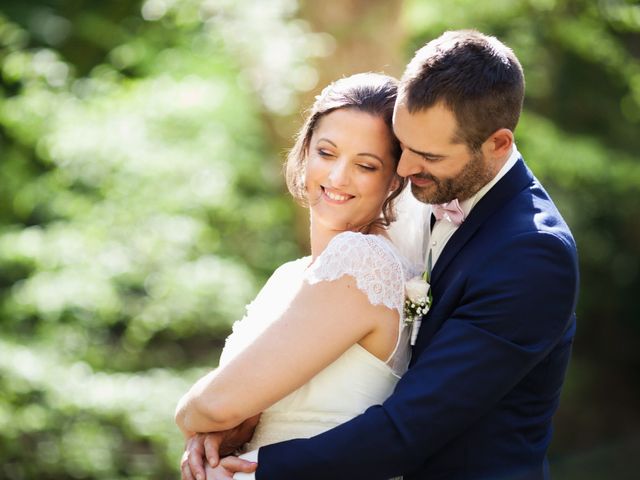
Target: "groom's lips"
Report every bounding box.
[409,175,434,187]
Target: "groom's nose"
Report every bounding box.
[397,149,425,178]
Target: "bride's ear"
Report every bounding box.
[389,175,402,193]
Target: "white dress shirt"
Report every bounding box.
[233,145,521,480]
[427,145,520,267]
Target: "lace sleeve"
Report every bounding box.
[305,232,405,317]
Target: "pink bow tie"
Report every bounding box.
[433,199,465,226]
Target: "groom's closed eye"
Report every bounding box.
[409,148,445,162]
[421,154,445,162]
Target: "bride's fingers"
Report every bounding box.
[186,435,207,480]
[181,450,197,480]
[219,456,258,474]
[203,432,224,467]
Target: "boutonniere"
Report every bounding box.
[404,271,432,346]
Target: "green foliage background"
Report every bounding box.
[0,0,638,478]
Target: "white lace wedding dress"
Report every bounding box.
[218,231,419,456]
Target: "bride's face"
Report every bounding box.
[305,108,398,233]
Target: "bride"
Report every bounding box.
[175,72,423,480]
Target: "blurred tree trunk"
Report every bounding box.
[290,0,406,249]
[300,0,405,80]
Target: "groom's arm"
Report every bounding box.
[253,231,578,480]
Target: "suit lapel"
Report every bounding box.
[430,158,533,285]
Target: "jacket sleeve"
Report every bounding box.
[256,231,579,480]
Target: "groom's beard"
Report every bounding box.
[410,151,494,205]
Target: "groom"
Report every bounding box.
[184,30,579,479]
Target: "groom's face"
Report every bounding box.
[393,100,493,205]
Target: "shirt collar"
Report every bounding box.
[459,143,520,218]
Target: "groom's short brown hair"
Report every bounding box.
[401,30,524,151]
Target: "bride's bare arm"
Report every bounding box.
[175,274,398,434]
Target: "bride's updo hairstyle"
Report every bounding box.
[285,72,405,227]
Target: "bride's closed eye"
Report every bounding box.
[317,148,334,158]
[357,163,377,171]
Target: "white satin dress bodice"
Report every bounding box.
[218,231,420,451]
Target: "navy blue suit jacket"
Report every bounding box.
[256,159,579,479]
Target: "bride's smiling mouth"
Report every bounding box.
[321,186,355,204]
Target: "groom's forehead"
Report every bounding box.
[392,94,409,119]
[393,102,458,143]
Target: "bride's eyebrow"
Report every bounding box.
[316,138,337,147]
[357,153,383,164]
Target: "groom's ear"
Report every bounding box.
[484,128,514,160]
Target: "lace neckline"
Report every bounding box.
[305,231,397,270]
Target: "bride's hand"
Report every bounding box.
[181,415,261,480]
[201,415,261,467]
[204,457,258,480]
[181,434,207,480]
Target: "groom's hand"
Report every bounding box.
[182,415,261,480]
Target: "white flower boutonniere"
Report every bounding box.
[404,272,432,346]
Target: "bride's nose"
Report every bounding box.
[328,158,350,187]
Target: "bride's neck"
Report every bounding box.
[309,216,387,261]
[309,221,338,261]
